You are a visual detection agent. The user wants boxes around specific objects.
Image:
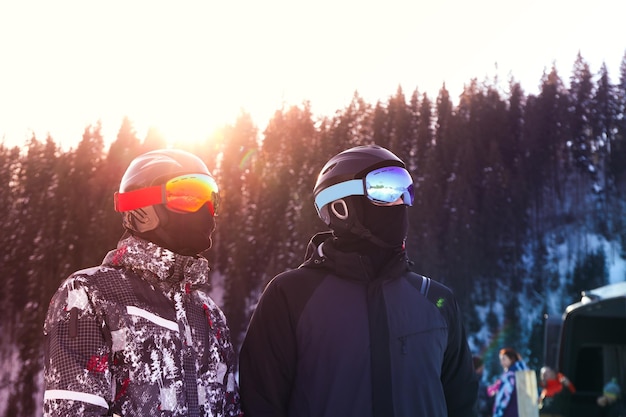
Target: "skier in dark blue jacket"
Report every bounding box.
[239,144,478,417]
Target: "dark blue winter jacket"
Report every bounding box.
[239,232,478,417]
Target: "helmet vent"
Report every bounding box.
[320,162,338,176]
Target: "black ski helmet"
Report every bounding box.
[115,149,219,255]
[119,148,213,195]
[313,144,408,225]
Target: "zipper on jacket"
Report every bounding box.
[69,307,78,338]
[399,336,408,355]
[200,303,213,374]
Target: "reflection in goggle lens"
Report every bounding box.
[365,166,414,205]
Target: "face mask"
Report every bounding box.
[330,196,408,250]
[361,201,408,249]
[137,203,216,256]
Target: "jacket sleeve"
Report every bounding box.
[238,274,299,417]
[203,297,243,416]
[43,276,112,416]
[430,283,479,417]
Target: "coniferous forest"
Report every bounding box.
[2,52,626,416]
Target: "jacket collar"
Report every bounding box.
[102,235,210,291]
[301,232,410,282]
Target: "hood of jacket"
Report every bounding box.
[300,231,411,283]
[102,234,210,293]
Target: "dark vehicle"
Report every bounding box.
[544,282,626,417]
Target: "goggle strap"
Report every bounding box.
[314,179,364,212]
[114,185,164,212]
[402,190,412,206]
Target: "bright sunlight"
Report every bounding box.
[1,0,624,151]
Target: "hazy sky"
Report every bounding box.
[1,0,624,149]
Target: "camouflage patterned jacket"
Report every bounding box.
[43,235,242,417]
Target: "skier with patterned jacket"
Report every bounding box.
[43,149,242,417]
[239,145,477,417]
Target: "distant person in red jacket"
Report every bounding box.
[538,366,575,417]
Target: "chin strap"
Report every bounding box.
[348,220,397,249]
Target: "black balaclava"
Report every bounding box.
[135,203,216,256]
[330,196,409,271]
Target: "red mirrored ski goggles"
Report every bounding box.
[114,174,220,215]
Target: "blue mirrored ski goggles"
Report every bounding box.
[314,166,414,213]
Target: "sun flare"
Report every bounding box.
[1,1,624,153]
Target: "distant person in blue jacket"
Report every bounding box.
[488,347,528,417]
[239,144,478,417]
[597,378,623,417]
